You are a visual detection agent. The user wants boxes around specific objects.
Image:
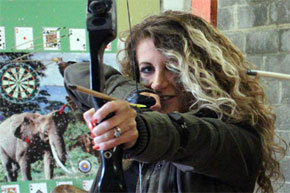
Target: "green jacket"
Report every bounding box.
[64,62,261,193]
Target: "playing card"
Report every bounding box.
[15,27,34,50]
[29,183,47,193]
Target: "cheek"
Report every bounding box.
[140,77,150,87]
[168,79,179,92]
[166,71,178,84]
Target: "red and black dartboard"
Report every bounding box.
[0,63,40,103]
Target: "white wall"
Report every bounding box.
[161,0,192,12]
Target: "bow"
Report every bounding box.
[86,0,127,192]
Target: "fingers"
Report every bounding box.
[92,125,138,150]
[91,113,135,139]
[83,100,138,151]
[83,108,95,125]
[90,101,136,136]
[83,108,98,131]
[140,92,161,112]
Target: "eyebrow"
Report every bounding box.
[138,61,152,66]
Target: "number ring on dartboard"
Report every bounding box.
[0,63,40,104]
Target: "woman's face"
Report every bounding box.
[136,38,187,113]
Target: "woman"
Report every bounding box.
[65,11,285,193]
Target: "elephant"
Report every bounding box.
[0,110,69,182]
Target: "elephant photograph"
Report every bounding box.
[0,110,69,182]
[0,109,100,183]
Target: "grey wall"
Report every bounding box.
[217,0,290,192]
[162,0,290,191]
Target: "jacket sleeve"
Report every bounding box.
[124,111,261,188]
[63,62,152,112]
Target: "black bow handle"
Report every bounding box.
[87,1,127,193]
[87,0,116,105]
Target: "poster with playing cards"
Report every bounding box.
[69,28,86,51]
[29,183,47,193]
[15,27,34,50]
[43,27,61,50]
[82,180,94,191]
[0,27,6,50]
[1,184,20,193]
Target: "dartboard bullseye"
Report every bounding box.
[0,63,40,103]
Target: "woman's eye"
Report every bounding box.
[140,66,153,74]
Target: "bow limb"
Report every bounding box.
[86,0,127,192]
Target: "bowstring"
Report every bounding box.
[126,1,143,192]
[126,0,139,93]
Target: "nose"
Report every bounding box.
[150,71,168,91]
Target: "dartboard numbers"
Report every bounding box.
[0,63,40,103]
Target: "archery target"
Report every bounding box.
[78,160,92,173]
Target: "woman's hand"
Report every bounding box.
[83,100,138,151]
[140,92,161,112]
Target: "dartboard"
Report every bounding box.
[0,63,40,103]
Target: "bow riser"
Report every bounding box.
[87,0,116,103]
[86,1,127,192]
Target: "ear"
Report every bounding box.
[14,117,30,139]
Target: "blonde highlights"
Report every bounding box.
[118,10,286,193]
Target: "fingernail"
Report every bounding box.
[93,145,99,150]
[88,120,98,131]
[92,117,99,124]
[88,122,93,131]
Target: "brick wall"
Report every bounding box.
[217,0,290,192]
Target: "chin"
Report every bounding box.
[160,102,180,113]
[160,107,178,113]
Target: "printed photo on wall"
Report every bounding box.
[0,53,98,192]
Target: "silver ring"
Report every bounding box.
[114,127,122,138]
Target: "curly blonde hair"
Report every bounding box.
[118,10,286,193]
